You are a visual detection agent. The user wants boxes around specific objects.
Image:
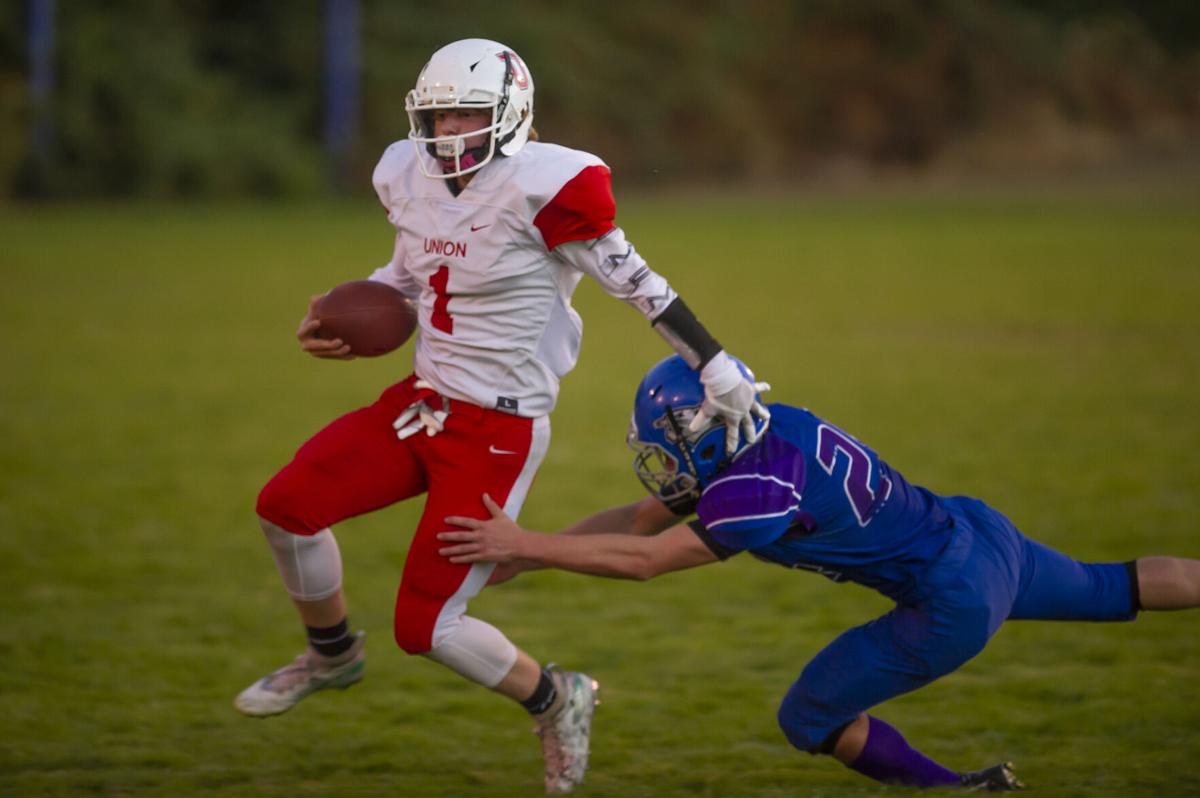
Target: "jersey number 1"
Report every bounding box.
[430,264,453,334]
[816,424,892,526]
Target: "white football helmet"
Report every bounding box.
[405,39,535,180]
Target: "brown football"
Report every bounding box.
[315,280,417,357]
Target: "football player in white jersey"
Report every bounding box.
[234,38,769,794]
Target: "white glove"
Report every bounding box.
[393,380,450,440]
[688,352,771,455]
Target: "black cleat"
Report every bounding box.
[960,761,1025,792]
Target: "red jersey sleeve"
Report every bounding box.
[533,164,616,250]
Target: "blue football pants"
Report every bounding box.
[778,496,1137,753]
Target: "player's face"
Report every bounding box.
[432,108,491,151]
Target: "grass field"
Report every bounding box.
[2,187,1199,797]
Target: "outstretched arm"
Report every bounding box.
[485,496,681,585]
[440,495,717,581]
[556,229,769,454]
[556,495,682,537]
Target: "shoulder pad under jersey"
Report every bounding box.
[696,436,806,551]
[513,143,616,249]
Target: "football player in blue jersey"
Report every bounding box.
[437,354,1200,791]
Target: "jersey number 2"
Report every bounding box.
[430,264,453,334]
[816,424,892,526]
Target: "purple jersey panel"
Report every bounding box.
[697,435,806,550]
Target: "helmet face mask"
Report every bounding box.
[414,105,500,177]
[629,432,698,512]
[405,39,534,180]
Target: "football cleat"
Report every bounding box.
[234,631,365,717]
[533,665,599,794]
[960,761,1025,792]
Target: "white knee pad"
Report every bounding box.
[423,616,518,688]
[259,517,343,601]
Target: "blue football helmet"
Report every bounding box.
[628,355,768,514]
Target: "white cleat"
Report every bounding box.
[234,631,365,717]
[534,665,599,794]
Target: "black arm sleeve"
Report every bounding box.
[651,297,723,369]
[688,519,739,561]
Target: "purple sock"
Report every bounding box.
[848,716,960,788]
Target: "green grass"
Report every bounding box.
[2,188,1199,797]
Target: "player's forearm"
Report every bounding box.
[556,497,679,538]
[650,296,723,370]
[517,532,662,581]
[559,231,724,369]
[557,231,679,325]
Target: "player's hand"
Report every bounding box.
[297,293,354,360]
[690,352,771,454]
[439,494,529,564]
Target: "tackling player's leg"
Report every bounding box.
[1135,556,1200,610]
[778,521,1023,790]
[822,713,1023,791]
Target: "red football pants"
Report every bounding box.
[256,374,549,654]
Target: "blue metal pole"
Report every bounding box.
[29,0,56,164]
[324,0,360,191]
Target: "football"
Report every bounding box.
[316,280,417,357]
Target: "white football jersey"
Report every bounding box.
[370,140,677,417]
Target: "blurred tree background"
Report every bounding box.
[2,0,1197,199]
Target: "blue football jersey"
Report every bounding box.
[693,403,954,602]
